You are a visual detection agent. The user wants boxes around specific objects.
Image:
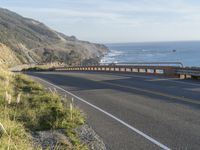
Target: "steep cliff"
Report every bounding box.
[0,8,108,66]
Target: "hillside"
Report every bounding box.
[0,8,108,67]
[0,43,20,67]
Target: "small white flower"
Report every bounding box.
[5,91,11,104]
[17,93,21,104]
[0,122,7,134]
[49,88,53,94]
[5,79,9,87]
[5,91,8,101]
[53,88,57,94]
[8,94,12,104]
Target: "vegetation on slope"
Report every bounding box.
[0,68,87,149]
[0,43,21,67]
[0,7,108,66]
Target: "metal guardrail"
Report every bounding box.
[56,62,182,77]
[176,67,200,79]
[99,62,184,67]
[19,61,198,79]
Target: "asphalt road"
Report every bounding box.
[28,71,200,150]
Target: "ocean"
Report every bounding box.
[101,41,200,67]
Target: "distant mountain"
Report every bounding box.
[0,8,108,67]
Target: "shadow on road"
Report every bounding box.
[28,72,200,110]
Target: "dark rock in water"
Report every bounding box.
[173,49,176,52]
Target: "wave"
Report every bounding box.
[101,42,200,67]
[101,49,124,63]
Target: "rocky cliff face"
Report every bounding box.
[0,8,108,67]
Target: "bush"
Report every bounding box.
[22,66,55,72]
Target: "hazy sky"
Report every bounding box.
[1,0,200,43]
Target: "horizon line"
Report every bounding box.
[103,40,200,45]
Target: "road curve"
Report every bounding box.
[28,71,200,150]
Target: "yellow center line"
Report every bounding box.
[101,81,200,105]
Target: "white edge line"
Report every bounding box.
[34,76,171,150]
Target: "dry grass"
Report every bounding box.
[0,68,87,150]
[0,43,21,67]
[0,68,38,149]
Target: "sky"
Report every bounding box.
[1,0,200,43]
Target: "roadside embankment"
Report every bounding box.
[0,68,106,150]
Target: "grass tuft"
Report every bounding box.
[0,68,87,149]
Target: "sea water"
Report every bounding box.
[101,41,200,67]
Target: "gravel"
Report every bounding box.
[75,124,107,150]
[32,129,72,150]
[31,125,107,150]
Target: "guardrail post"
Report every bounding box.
[180,74,186,79]
[186,75,191,78]
[153,69,156,74]
[120,68,125,72]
